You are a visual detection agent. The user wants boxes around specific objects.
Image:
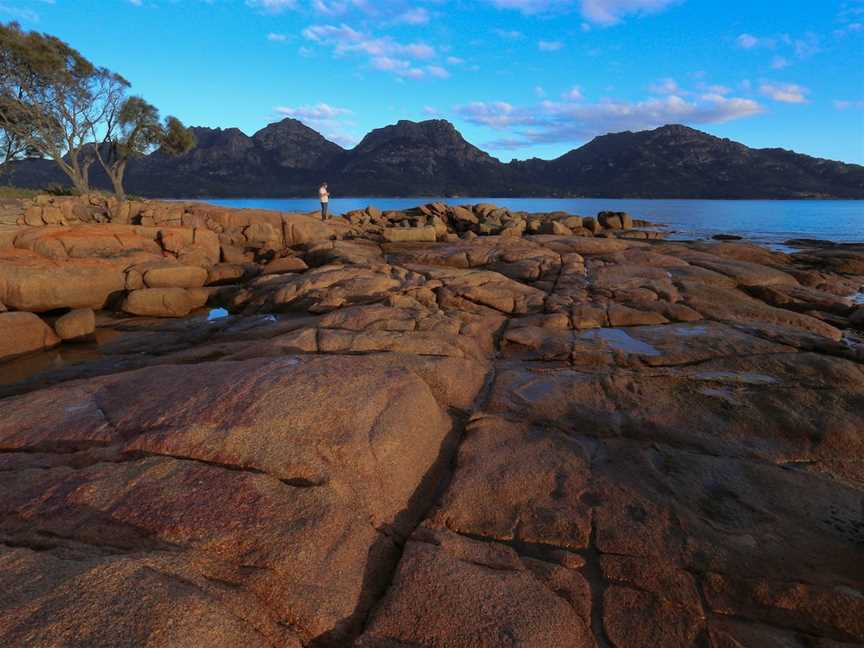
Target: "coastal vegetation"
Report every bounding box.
[0,21,194,206]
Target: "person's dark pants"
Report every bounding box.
[321,202,329,219]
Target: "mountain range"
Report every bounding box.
[2,120,863,199]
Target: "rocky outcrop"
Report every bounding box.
[0,197,862,648]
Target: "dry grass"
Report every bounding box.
[0,185,38,199]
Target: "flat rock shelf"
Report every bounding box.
[1,193,863,648]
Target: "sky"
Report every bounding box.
[2,0,863,163]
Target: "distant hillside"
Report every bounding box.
[3,121,863,199]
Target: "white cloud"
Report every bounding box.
[275,102,358,147]
[246,0,297,13]
[771,56,789,69]
[267,32,290,42]
[457,90,763,149]
[648,77,679,94]
[426,65,450,78]
[564,85,583,99]
[580,0,680,25]
[312,0,348,15]
[485,0,572,14]
[535,85,547,97]
[0,3,41,20]
[834,100,864,110]
[538,40,564,51]
[484,0,680,24]
[396,7,430,24]
[760,82,808,104]
[302,22,442,79]
[493,28,525,39]
[736,33,762,49]
[423,106,439,115]
[736,31,821,62]
[447,56,465,65]
[455,101,538,128]
[276,103,351,121]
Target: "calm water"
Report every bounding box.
[204,197,864,244]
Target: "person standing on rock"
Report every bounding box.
[319,182,330,220]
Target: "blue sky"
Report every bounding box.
[3,0,863,163]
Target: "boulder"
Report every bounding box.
[262,256,308,275]
[540,220,572,236]
[143,265,208,289]
[206,263,251,286]
[582,217,601,234]
[0,250,127,312]
[53,308,96,341]
[282,213,335,246]
[122,287,209,317]
[383,226,438,243]
[0,312,60,361]
[599,211,633,230]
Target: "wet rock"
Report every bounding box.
[0,312,60,361]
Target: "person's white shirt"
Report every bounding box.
[319,186,329,203]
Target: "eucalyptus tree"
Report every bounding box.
[95,97,196,204]
[0,21,128,192]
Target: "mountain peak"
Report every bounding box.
[355,119,465,149]
[3,120,862,198]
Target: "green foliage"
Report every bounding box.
[161,116,197,156]
[97,97,196,202]
[0,21,129,191]
[0,21,193,204]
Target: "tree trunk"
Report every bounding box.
[107,161,129,223]
[110,160,127,204]
[58,151,91,194]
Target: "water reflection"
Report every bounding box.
[0,328,120,386]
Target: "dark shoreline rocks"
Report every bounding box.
[0,195,863,647]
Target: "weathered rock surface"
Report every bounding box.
[122,287,209,317]
[0,312,60,360]
[0,199,862,648]
[53,308,96,341]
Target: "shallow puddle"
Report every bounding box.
[581,328,661,356]
[0,328,121,386]
[667,324,709,337]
